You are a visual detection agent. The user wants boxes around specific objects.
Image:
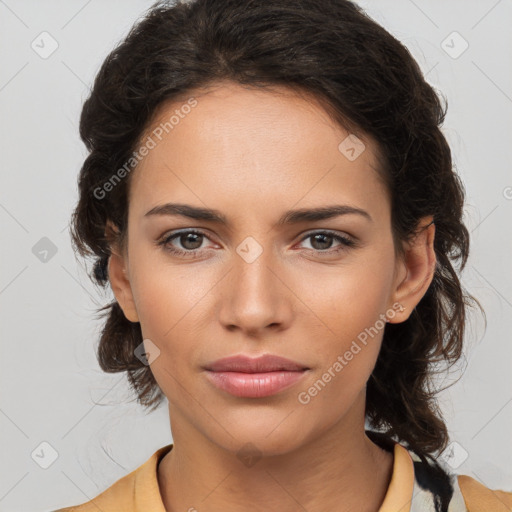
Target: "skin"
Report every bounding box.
[108,80,436,512]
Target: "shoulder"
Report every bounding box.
[52,464,138,511]
[53,444,173,512]
[457,474,512,512]
[406,446,512,512]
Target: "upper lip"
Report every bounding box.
[204,354,309,373]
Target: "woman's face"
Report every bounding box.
[109,81,432,455]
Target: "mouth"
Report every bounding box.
[202,353,310,398]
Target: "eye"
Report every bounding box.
[157,229,358,259]
[157,229,214,258]
[297,231,357,255]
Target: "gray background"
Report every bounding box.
[0,1,511,510]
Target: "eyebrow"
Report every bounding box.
[144,203,372,225]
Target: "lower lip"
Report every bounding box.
[204,370,308,398]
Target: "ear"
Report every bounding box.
[387,216,436,323]
[105,220,139,323]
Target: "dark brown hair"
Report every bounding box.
[70,0,483,462]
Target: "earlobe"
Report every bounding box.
[387,217,436,323]
[106,225,140,323]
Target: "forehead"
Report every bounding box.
[128,82,389,223]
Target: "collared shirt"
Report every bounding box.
[54,434,512,512]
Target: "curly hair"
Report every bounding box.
[69,0,483,462]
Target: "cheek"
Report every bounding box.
[131,273,199,401]
[135,287,204,355]
[298,301,385,414]
[301,257,392,339]
[129,247,213,336]
[128,259,215,383]
[299,254,394,386]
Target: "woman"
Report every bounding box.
[57,0,512,510]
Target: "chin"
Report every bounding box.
[211,425,308,459]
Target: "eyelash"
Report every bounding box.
[157,229,357,258]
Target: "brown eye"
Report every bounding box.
[157,229,212,258]
[309,233,335,250]
[174,232,204,250]
[298,231,357,255]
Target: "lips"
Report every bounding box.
[203,354,310,373]
[203,354,310,398]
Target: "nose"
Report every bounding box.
[218,248,294,337]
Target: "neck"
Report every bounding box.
[157,398,394,512]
